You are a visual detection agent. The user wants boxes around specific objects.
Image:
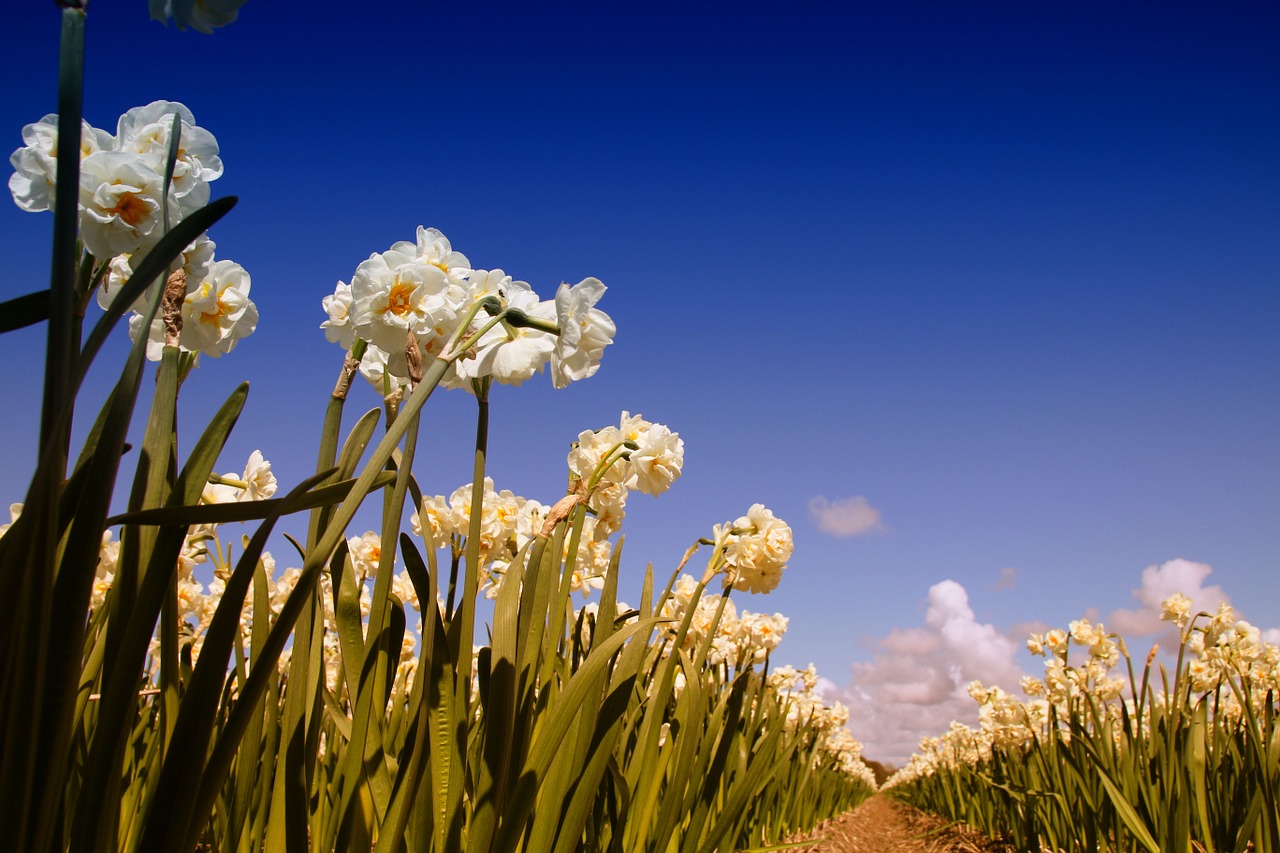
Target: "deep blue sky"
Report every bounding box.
[2,1,1278,757]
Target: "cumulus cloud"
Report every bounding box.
[1106,558,1230,638]
[808,495,885,538]
[822,579,1027,765]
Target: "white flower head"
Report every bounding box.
[127,312,168,362]
[180,259,258,357]
[349,247,455,355]
[552,277,615,388]
[238,450,277,502]
[357,342,413,392]
[415,226,471,282]
[9,114,113,213]
[568,425,625,483]
[720,504,793,594]
[78,151,168,259]
[347,531,384,579]
[114,101,222,210]
[321,281,355,350]
[624,419,684,496]
[1160,592,1194,628]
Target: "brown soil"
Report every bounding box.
[780,796,1015,853]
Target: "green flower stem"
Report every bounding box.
[584,440,637,494]
[440,297,501,361]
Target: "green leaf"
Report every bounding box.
[0,290,51,333]
[107,471,396,527]
[1094,762,1161,853]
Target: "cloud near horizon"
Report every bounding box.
[808,495,886,538]
[1106,558,1229,638]
[820,579,1027,766]
[1106,558,1280,646]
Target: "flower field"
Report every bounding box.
[3,4,1277,853]
[0,4,875,851]
[884,602,1280,851]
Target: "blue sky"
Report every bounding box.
[2,1,1278,762]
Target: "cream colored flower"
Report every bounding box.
[1160,592,1193,627]
[78,151,167,259]
[321,281,356,350]
[113,100,222,211]
[625,420,684,496]
[551,277,615,388]
[347,531,383,579]
[9,115,113,213]
[180,259,258,357]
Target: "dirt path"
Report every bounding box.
[781,796,1010,853]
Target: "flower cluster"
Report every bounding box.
[659,573,789,667]
[708,504,794,594]
[8,101,257,362]
[321,226,615,392]
[410,478,613,601]
[1180,600,1278,702]
[567,412,685,538]
[766,663,877,788]
[1023,617,1126,705]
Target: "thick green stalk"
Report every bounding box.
[443,379,491,851]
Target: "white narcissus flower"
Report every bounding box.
[356,342,417,393]
[1161,592,1193,627]
[238,450,277,502]
[320,281,355,350]
[128,313,169,362]
[461,268,520,312]
[721,504,793,594]
[625,420,684,496]
[114,101,222,212]
[512,498,550,549]
[350,248,455,355]
[413,226,471,282]
[392,571,420,612]
[587,481,627,540]
[567,425,624,483]
[201,450,277,505]
[552,277,615,388]
[347,532,383,579]
[181,259,258,357]
[78,152,168,259]
[149,0,247,34]
[9,115,113,213]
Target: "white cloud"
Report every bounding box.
[1106,558,1230,638]
[823,579,1027,766]
[808,495,885,538]
[992,566,1017,590]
